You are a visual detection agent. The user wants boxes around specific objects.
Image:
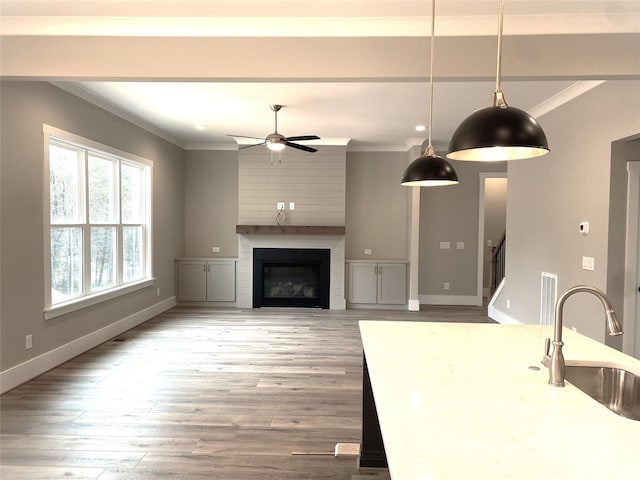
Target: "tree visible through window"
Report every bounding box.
[47,132,151,307]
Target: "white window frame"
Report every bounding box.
[43,125,154,320]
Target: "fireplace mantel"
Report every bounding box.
[236,225,345,235]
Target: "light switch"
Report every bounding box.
[364,249,372,255]
[582,256,595,271]
[289,202,295,210]
[440,241,451,250]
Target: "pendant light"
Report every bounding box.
[401,0,458,187]
[447,0,549,162]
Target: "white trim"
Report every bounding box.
[408,299,420,311]
[43,124,154,316]
[478,172,507,309]
[488,308,522,325]
[44,278,155,320]
[0,297,176,394]
[528,81,606,119]
[623,161,640,357]
[419,294,482,306]
[347,303,407,311]
[488,278,520,324]
[51,83,185,148]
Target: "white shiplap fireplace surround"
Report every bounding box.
[237,145,348,310]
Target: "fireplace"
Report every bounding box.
[253,248,330,308]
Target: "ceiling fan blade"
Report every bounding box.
[239,142,266,150]
[285,142,318,153]
[226,134,266,140]
[284,135,320,142]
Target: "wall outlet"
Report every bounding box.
[440,241,450,250]
[277,202,285,210]
[156,287,161,297]
[25,334,32,350]
[364,249,372,255]
[444,282,450,290]
[456,242,465,250]
[506,298,511,309]
[289,202,295,210]
[579,221,589,235]
[212,246,220,253]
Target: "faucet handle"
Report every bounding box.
[541,337,552,367]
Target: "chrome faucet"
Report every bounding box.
[543,285,623,387]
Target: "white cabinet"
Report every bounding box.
[177,258,237,303]
[347,261,407,306]
[206,261,236,302]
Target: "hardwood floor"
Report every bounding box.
[1,305,492,479]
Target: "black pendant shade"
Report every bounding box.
[401,152,459,187]
[401,0,458,188]
[447,104,549,161]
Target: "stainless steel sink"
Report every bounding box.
[564,365,640,421]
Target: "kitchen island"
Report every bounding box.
[359,322,640,479]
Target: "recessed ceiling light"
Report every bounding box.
[195,124,206,130]
[415,125,427,132]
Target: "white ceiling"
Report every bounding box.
[2,1,639,151]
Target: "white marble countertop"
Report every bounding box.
[359,322,640,480]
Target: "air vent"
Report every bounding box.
[540,272,558,326]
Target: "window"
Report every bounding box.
[44,125,152,318]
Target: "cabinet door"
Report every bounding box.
[377,263,407,305]
[178,261,207,301]
[348,263,378,304]
[207,261,236,302]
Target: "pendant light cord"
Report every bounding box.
[426,0,436,156]
[493,0,507,108]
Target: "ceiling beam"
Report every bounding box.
[2,34,638,81]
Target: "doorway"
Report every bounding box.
[623,161,640,359]
[477,173,508,305]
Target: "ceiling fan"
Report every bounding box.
[227,105,320,153]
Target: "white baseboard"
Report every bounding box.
[486,278,521,324]
[488,306,522,325]
[419,294,482,306]
[0,296,176,394]
[347,303,407,311]
[408,299,420,311]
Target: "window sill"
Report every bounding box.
[44,278,155,320]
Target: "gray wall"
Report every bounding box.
[0,81,185,372]
[184,150,239,257]
[499,80,640,343]
[419,160,507,298]
[345,151,410,260]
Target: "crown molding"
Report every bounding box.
[51,81,185,148]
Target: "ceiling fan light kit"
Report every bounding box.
[228,104,320,154]
[401,0,459,187]
[447,0,549,162]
